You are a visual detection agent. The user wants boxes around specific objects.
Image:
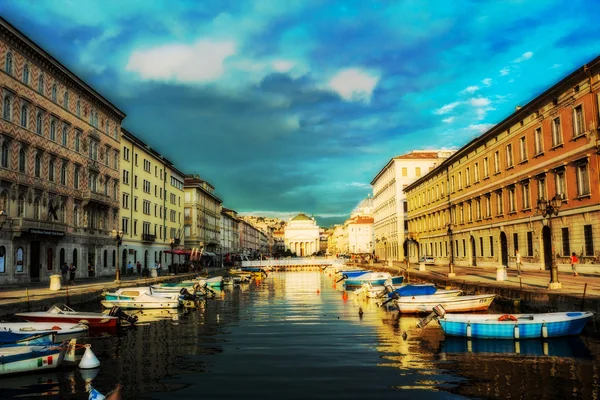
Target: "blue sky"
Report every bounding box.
[3,0,599,226]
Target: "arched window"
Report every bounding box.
[16,247,23,273]
[73,205,80,227]
[73,248,78,268]
[103,249,108,268]
[18,148,26,173]
[60,163,67,185]
[34,154,41,177]
[47,248,53,271]
[3,96,11,121]
[5,52,13,75]
[62,126,68,146]
[50,120,56,141]
[59,248,65,268]
[112,250,116,267]
[76,99,81,117]
[0,143,8,168]
[90,108,94,125]
[33,198,40,219]
[63,91,69,109]
[51,84,57,102]
[22,64,29,84]
[49,160,55,182]
[0,246,5,273]
[20,104,28,128]
[17,195,24,217]
[60,204,66,223]
[38,73,44,94]
[75,132,80,152]
[73,166,80,189]
[113,181,117,200]
[36,112,42,135]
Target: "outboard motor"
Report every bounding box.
[109,306,138,324]
[179,288,196,302]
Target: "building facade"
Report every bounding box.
[0,17,125,283]
[119,129,184,270]
[184,175,222,254]
[406,56,600,274]
[239,219,260,257]
[220,207,240,257]
[347,215,374,254]
[371,150,454,262]
[284,213,320,256]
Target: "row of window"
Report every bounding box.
[121,217,178,239]
[3,51,119,139]
[122,171,181,205]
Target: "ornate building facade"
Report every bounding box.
[406,56,600,274]
[284,213,320,256]
[119,129,184,270]
[371,150,454,262]
[184,175,222,254]
[0,17,125,283]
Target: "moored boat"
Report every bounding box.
[392,294,496,314]
[0,331,55,346]
[101,293,179,309]
[15,304,122,330]
[344,272,392,287]
[438,311,593,339]
[0,322,88,343]
[0,343,68,375]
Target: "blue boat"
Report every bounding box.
[438,311,593,339]
[344,272,392,287]
[0,331,55,346]
[390,283,437,297]
[338,270,370,278]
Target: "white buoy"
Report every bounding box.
[514,324,520,339]
[466,323,472,338]
[65,338,77,363]
[79,344,100,369]
[541,323,548,338]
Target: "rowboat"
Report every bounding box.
[101,293,179,309]
[438,311,593,339]
[15,304,121,330]
[107,286,179,299]
[0,343,68,375]
[393,294,496,314]
[0,331,55,346]
[0,322,88,343]
[344,272,392,287]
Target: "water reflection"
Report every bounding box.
[1,271,599,400]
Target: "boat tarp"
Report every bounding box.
[395,284,437,297]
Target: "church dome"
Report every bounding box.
[291,213,312,221]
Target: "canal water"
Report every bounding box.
[1,271,599,399]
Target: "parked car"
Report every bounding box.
[419,256,435,265]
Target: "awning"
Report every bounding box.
[164,249,191,255]
[202,251,217,257]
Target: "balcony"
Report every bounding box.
[88,159,100,172]
[11,218,67,236]
[82,189,117,208]
[142,233,156,243]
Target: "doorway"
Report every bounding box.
[542,225,552,270]
[500,232,508,267]
[30,241,40,281]
[88,247,95,269]
[470,236,477,266]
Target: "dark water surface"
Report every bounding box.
[1,271,599,399]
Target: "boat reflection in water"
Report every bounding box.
[128,308,181,325]
[0,372,60,398]
[442,336,593,358]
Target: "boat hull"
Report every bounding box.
[16,315,118,330]
[0,345,66,375]
[395,294,496,314]
[439,311,593,339]
[101,299,179,309]
[0,322,88,343]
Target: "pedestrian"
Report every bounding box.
[60,262,69,285]
[127,261,133,276]
[136,261,142,275]
[68,263,77,285]
[157,261,162,277]
[515,250,523,277]
[571,252,579,276]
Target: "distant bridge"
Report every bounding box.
[241,258,344,269]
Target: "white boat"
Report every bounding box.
[108,286,178,299]
[101,293,179,309]
[15,304,122,330]
[392,294,496,314]
[344,272,392,287]
[0,322,88,343]
[0,343,68,375]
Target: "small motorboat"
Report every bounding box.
[15,304,124,330]
[101,293,179,309]
[392,294,496,314]
[337,270,371,279]
[343,272,392,288]
[0,331,55,346]
[106,286,178,300]
[0,343,68,375]
[0,322,88,343]
[438,310,593,339]
[204,276,224,288]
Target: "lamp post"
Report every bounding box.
[537,194,562,289]
[169,238,175,275]
[447,224,455,277]
[111,229,123,282]
[381,236,387,261]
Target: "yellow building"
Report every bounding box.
[184,175,222,256]
[119,129,184,271]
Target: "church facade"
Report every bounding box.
[284,213,320,256]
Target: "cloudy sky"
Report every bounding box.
[4,0,599,226]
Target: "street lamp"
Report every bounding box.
[169,238,175,275]
[537,194,562,289]
[447,224,455,277]
[111,229,123,282]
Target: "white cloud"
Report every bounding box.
[466,123,495,133]
[126,39,236,83]
[434,101,462,115]
[461,85,479,94]
[470,97,491,107]
[499,67,510,76]
[481,78,492,86]
[442,116,455,123]
[272,60,295,73]
[328,68,380,104]
[513,51,533,63]
[348,182,370,188]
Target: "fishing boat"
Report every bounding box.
[438,311,593,339]
[392,293,496,314]
[0,343,68,375]
[101,292,179,309]
[343,272,392,288]
[0,322,88,343]
[15,304,125,330]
